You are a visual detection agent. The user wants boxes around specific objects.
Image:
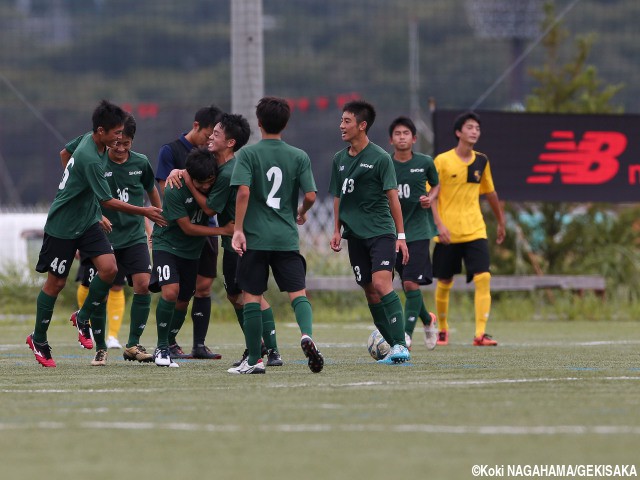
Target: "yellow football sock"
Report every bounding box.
[435,280,453,332]
[473,272,491,338]
[107,288,126,339]
[76,284,89,309]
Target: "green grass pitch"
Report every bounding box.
[1,317,638,479]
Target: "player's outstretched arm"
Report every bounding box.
[386,188,409,265]
[101,198,167,227]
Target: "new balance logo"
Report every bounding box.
[193,312,203,317]
[380,260,390,266]
[527,131,626,185]
[185,198,193,204]
[104,172,113,177]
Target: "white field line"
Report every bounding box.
[1,376,639,395]
[0,421,639,435]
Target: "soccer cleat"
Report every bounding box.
[423,312,438,350]
[266,349,283,367]
[233,349,249,367]
[26,334,56,367]
[473,333,498,346]
[154,346,179,367]
[377,344,411,364]
[70,310,94,350]
[300,334,324,373]
[191,345,222,360]
[123,344,154,363]
[106,336,122,349]
[168,343,190,359]
[436,330,449,346]
[91,349,108,366]
[227,358,266,374]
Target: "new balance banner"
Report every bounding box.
[433,110,640,202]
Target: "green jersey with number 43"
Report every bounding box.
[230,139,317,251]
[152,184,209,259]
[45,133,112,239]
[393,153,439,242]
[329,142,397,240]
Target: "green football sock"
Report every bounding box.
[368,302,392,345]
[234,307,244,332]
[91,301,107,350]
[127,293,151,348]
[243,302,263,365]
[261,307,278,351]
[168,308,187,346]
[78,275,111,323]
[155,298,176,348]
[419,301,431,326]
[33,290,57,343]
[291,296,313,337]
[381,291,406,347]
[404,289,423,336]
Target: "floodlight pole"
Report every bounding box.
[231,0,264,145]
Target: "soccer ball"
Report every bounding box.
[367,329,390,360]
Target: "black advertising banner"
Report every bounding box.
[433,110,640,202]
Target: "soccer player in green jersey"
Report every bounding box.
[389,116,440,350]
[150,147,233,367]
[329,100,410,364]
[64,115,163,365]
[228,96,323,375]
[166,113,284,367]
[27,100,166,367]
[156,105,224,360]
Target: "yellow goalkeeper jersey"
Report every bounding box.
[433,148,495,243]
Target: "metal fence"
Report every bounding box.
[1,0,637,207]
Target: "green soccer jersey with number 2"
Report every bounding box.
[230,139,317,251]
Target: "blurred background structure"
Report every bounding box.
[0,0,637,206]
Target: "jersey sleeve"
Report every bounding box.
[206,174,230,214]
[163,187,189,222]
[328,154,341,197]
[155,144,175,182]
[64,134,84,154]
[426,157,439,187]
[298,154,317,193]
[479,159,496,195]
[84,158,113,202]
[379,153,398,191]
[141,156,156,192]
[229,150,252,187]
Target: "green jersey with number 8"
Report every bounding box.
[230,139,317,251]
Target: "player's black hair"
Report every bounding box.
[219,113,251,152]
[453,111,481,140]
[388,116,417,138]
[256,96,290,134]
[123,114,137,140]
[343,100,376,133]
[185,146,217,182]
[194,104,224,130]
[92,99,127,133]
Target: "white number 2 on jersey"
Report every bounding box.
[266,166,282,209]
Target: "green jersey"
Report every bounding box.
[329,142,397,240]
[101,151,156,249]
[152,184,209,259]
[393,152,439,242]
[206,158,236,252]
[45,133,112,239]
[230,139,317,251]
